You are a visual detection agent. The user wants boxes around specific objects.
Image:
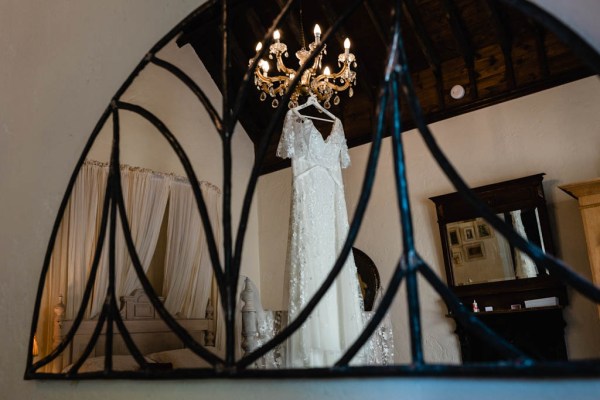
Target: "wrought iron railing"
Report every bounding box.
[25,0,600,379]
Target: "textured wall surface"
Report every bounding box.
[2,0,600,399]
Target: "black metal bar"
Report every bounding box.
[336,259,407,366]
[113,104,225,366]
[66,305,108,376]
[115,101,225,297]
[418,261,529,360]
[113,177,224,367]
[391,73,424,365]
[220,0,236,367]
[25,106,111,375]
[105,199,116,373]
[104,107,122,373]
[335,7,404,365]
[30,178,112,372]
[150,56,223,134]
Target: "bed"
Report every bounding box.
[52,289,217,373]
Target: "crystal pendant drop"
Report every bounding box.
[333,95,340,105]
[272,99,279,108]
[260,92,267,101]
[340,78,345,84]
[349,87,354,98]
[285,52,289,57]
[324,100,331,109]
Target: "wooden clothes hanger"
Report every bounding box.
[292,95,336,123]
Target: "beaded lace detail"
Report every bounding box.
[276,109,393,367]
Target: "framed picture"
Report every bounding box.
[462,226,476,242]
[476,222,493,239]
[448,228,461,246]
[464,242,485,261]
[451,249,463,265]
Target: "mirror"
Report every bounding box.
[431,174,556,289]
[446,209,547,286]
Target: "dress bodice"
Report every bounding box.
[276,110,351,171]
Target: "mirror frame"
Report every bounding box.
[430,173,565,301]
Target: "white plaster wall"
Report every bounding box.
[258,77,600,364]
[2,0,600,399]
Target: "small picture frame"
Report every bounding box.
[451,249,463,265]
[464,242,485,261]
[448,228,461,246]
[476,222,493,239]
[462,226,476,242]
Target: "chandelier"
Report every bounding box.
[251,24,357,109]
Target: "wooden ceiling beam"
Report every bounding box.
[246,8,269,45]
[274,0,305,49]
[483,0,516,88]
[318,2,378,103]
[443,0,478,99]
[530,19,550,78]
[403,0,445,109]
[364,0,389,49]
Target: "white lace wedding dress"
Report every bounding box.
[277,109,368,367]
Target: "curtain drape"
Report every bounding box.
[38,160,221,369]
[162,179,220,320]
[90,167,170,316]
[38,161,108,370]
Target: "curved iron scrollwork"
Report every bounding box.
[25,0,600,379]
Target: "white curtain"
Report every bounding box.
[38,160,220,369]
[38,161,108,369]
[162,179,221,319]
[511,210,539,279]
[90,167,170,317]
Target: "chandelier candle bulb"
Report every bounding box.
[344,38,350,57]
[314,24,321,43]
[273,30,280,43]
[255,42,262,52]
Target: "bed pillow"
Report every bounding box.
[145,348,213,369]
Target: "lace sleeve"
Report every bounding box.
[276,112,295,159]
[340,136,351,168]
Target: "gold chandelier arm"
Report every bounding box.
[255,69,290,86]
[275,53,296,76]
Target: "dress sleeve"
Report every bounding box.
[276,112,295,159]
[340,136,351,168]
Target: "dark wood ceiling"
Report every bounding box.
[178,0,593,174]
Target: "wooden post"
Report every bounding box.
[560,178,600,318]
[240,277,258,357]
[52,295,66,373]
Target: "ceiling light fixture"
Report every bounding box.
[251,24,357,109]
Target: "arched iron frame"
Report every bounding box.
[25,0,600,379]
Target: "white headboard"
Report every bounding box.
[52,289,215,372]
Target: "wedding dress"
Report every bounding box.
[277,108,367,367]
